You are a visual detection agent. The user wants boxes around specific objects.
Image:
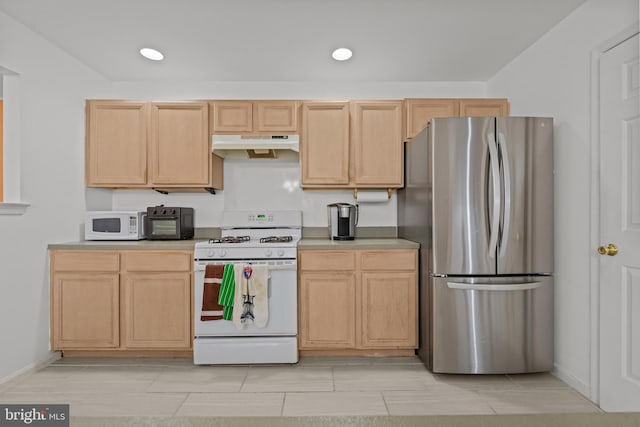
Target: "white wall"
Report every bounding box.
[487,0,638,398]
[0,8,488,381]
[0,11,111,381]
[111,81,487,227]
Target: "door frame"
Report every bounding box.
[588,22,639,405]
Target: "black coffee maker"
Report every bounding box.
[327,203,358,240]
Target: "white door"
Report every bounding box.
[599,32,640,412]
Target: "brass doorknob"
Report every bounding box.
[598,243,619,256]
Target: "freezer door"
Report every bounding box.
[431,117,496,275]
[496,117,554,274]
[430,275,553,374]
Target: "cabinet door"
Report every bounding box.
[405,99,458,140]
[301,102,350,186]
[360,272,417,348]
[299,272,356,349]
[149,102,210,186]
[51,272,119,349]
[211,101,253,133]
[255,101,298,132]
[351,100,404,187]
[458,98,510,117]
[86,100,148,186]
[122,272,192,349]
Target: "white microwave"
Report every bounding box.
[85,211,146,240]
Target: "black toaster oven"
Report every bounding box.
[145,206,194,240]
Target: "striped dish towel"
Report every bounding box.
[218,264,235,320]
[200,264,225,321]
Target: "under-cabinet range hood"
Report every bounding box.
[212,135,299,159]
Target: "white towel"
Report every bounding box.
[232,264,269,329]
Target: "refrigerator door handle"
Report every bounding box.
[497,132,512,258]
[447,281,543,291]
[487,132,501,258]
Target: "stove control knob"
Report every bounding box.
[206,249,214,258]
[265,249,273,257]
[277,249,285,257]
[220,250,227,257]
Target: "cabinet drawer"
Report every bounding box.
[361,250,416,271]
[52,251,119,272]
[299,250,356,271]
[122,251,192,272]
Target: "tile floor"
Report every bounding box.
[0,356,601,417]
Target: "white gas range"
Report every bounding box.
[193,210,301,364]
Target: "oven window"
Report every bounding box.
[150,219,177,236]
[93,218,121,233]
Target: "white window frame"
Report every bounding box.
[0,70,29,215]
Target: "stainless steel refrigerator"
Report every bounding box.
[398,116,554,374]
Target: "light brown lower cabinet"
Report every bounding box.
[298,271,357,349]
[121,251,192,349]
[298,249,418,354]
[52,271,120,349]
[360,271,417,348]
[50,250,192,355]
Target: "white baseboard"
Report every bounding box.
[553,363,594,402]
[0,351,61,386]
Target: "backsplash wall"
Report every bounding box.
[111,156,397,227]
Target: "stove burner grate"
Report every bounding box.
[259,236,294,243]
[208,236,251,244]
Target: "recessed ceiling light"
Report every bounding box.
[140,48,164,61]
[332,48,353,61]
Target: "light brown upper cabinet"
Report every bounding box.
[301,101,350,186]
[86,101,148,186]
[351,100,404,187]
[404,98,510,140]
[458,98,510,117]
[405,99,459,141]
[210,100,299,134]
[301,100,404,189]
[149,102,210,186]
[86,100,223,190]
